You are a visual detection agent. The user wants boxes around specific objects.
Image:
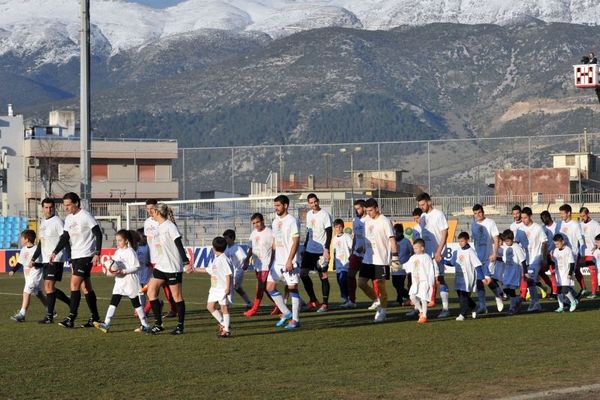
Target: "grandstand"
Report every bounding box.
[0,216,29,248]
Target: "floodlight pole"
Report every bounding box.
[80,0,92,208]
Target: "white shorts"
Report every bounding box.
[208,289,232,306]
[23,267,44,295]
[233,268,244,289]
[268,264,300,286]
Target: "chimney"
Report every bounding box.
[7,104,13,117]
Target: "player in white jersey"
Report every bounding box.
[223,229,252,309]
[142,199,177,318]
[403,239,435,324]
[244,213,275,317]
[579,207,600,298]
[444,232,481,321]
[471,204,504,314]
[267,195,302,330]
[510,205,523,237]
[539,211,559,298]
[416,192,450,318]
[358,198,399,322]
[94,230,151,333]
[551,234,578,312]
[300,193,333,312]
[348,199,369,307]
[205,237,234,338]
[558,204,588,295]
[332,219,353,307]
[51,192,102,329]
[145,203,191,335]
[9,230,46,322]
[518,207,548,312]
[35,198,71,324]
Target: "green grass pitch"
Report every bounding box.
[0,272,597,400]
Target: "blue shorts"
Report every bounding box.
[475,261,492,280]
[527,260,542,281]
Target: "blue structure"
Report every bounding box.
[0,216,29,249]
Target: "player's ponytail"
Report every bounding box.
[156,203,177,226]
[116,229,138,250]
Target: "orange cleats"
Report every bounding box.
[244,307,258,317]
[306,301,320,311]
[270,306,281,316]
[417,314,428,324]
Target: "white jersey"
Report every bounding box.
[363,213,394,266]
[404,253,436,299]
[519,222,547,263]
[39,215,64,263]
[552,246,575,287]
[248,227,274,272]
[20,245,43,295]
[225,244,247,271]
[136,244,151,284]
[419,208,448,257]
[272,213,300,267]
[18,245,39,267]
[580,219,600,256]
[153,220,184,273]
[64,209,98,259]
[111,247,142,298]
[510,220,523,236]
[333,233,353,272]
[305,209,332,254]
[352,215,368,256]
[206,253,233,302]
[144,217,160,264]
[559,219,585,257]
[594,248,600,269]
[471,217,499,262]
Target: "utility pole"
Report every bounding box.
[80,0,92,208]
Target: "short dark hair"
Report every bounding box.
[212,236,227,252]
[62,192,80,207]
[412,208,423,217]
[250,212,264,222]
[502,229,514,241]
[413,238,425,246]
[307,193,318,201]
[458,231,470,240]
[521,207,532,216]
[394,223,404,235]
[353,199,366,207]
[559,204,572,213]
[222,229,236,241]
[364,198,378,208]
[41,198,54,207]
[580,207,590,214]
[416,192,431,202]
[595,234,600,241]
[472,204,484,213]
[540,210,552,225]
[511,205,522,212]
[333,218,344,227]
[553,234,564,242]
[145,199,158,206]
[274,195,289,206]
[21,229,36,243]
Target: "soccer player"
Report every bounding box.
[50,192,102,328]
[9,230,46,322]
[94,229,151,333]
[445,232,480,321]
[510,205,523,236]
[243,213,274,317]
[135,228,151,312]
[35,198,71,324]
[501,230,527,315]
[551,234,578,312]
[518,207,548,312]
[540,211,559,297]
[558,204,587,295]
[579,207,600,297]
[145,203,192,335]
[300,193,333,312]
[403,239,435,324]
[267,195,302,330]
[471,204,504,314]
[223,229,252,309]
[392,223,413,306]
[143,199,178,318]
[416,192,450,318]
[205,236,234,338]
[411,208,423,240]
[348,199,367,307]
[358,198,398,323]
[332,218,353,307]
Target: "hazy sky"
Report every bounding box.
[129,0,184,8]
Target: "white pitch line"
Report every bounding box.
[497,383,600,400]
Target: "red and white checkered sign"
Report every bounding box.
[574,64,599,88]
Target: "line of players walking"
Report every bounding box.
[9,191,600,337]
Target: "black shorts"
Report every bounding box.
[301,252,325,272]
[359,263,390,281]
[43,262,63,282]
[153,268,183,285]
[71,257,94,278]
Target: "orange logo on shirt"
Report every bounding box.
[458,254,465,263]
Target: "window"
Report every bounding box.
[138,165,155,182]
[91,164,108,182]
[565,155,575,166]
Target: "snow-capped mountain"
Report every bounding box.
[1,0,600,65]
